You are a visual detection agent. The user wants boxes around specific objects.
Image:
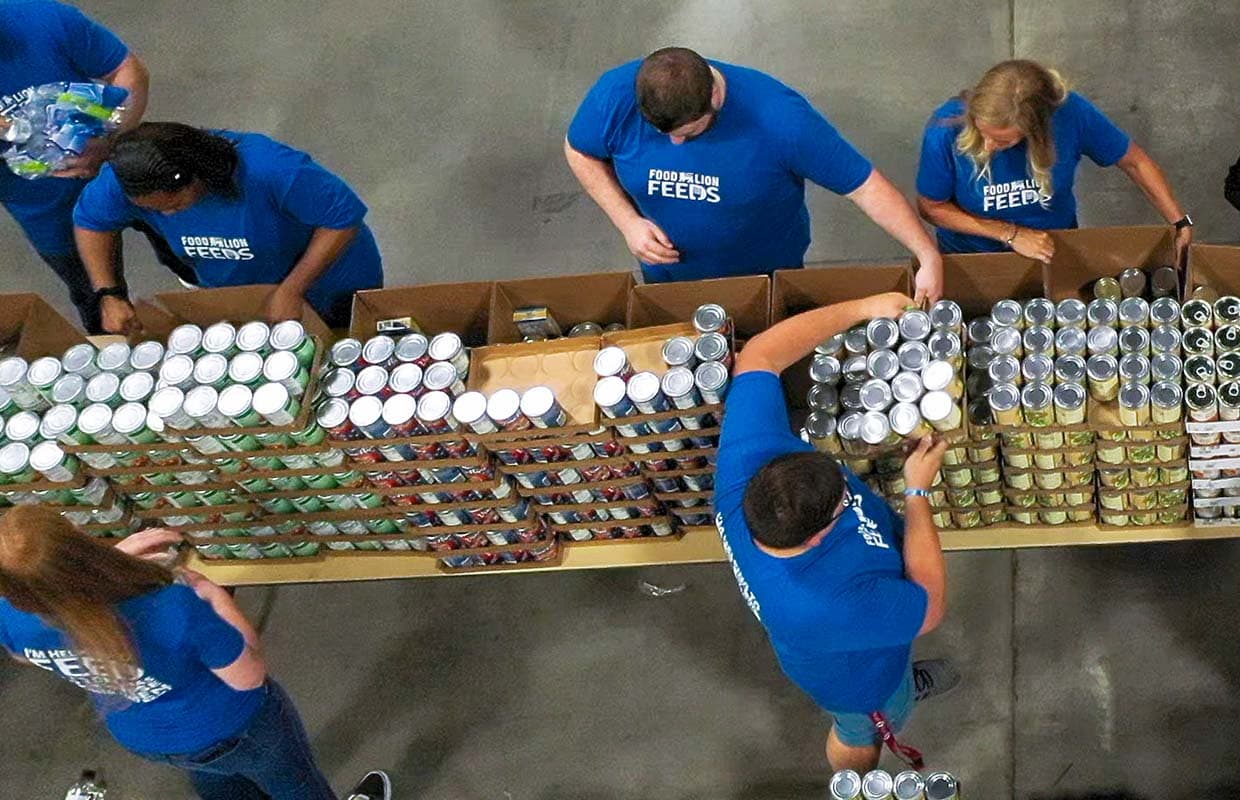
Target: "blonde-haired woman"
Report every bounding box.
[0,507,336,799]
[917,60,1190,263]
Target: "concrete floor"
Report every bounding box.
[2,0,1240,798]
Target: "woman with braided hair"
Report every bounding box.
[72,122,384,331]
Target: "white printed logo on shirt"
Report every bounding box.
[180,235,255,261]
[647,169,721,203]
[24,646,173,704]
[849,492,890,550]
[982,179,1050,213]
[1,87,33,116]
[715,512,762,621]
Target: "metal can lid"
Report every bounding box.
[1118,326,1149,353]
[61,343,97,374]
[76,402,115,435]
[1054,381,1086,409]
[804,411,837,438]
[897,340,931,372]
[988,355,1020,384]
[860,378,893,411]
[347,393,383,427]
[316,397,350,428]
[661,337,696,367]
[1118,296,1150,321]
[167,324,203,355]
[1087,299,1119,327]
[486,388,522,422]
[111,401,148,434]
[322,367,357,398]
[263,350,299,383]
[661,367,695,399]
[929,300,963,329]
[381,392,417,425]
[626,371,662,404]
[1216,295,1240,318]
[967,317,994,345]
[356,365,390,396]
[1150,296,1181,324]
[427,332,464,362]
[888,402,921,436]
[1150,325,1181,352]
[1055,298,1087,325]
[5,410,39,441]
[899,309,932,341]
[159,354,195,385]
[694,332,729,362]
[692,303,729,333]
[236,321,271,353]
[52,373,86,404]
[184,385,222,420]
[593,346,629,378]
[815,333,845,355]
[1086,325,1118,352]
[29,439,68,472]
[26,356,62,387]
[416,389,456,424]
[860,410,891,444]
[830,770,862,800]
[189,353,226,386]
[389,363,423,394]
[519,386,557,419]
[892,770,926,800]
[992,299,1023,326]
[1119,353,1150,381]
[1023,354,1054,382]
[1182,326,1213,351]
[422,361,458,392]
[1119,381,1150,409]
[568,321,603,338]
[808,382,840,409]
[866,317,900,346]
[329,338,363,367]
[1054,355,1087,383]
[39,404,78,438]
[1151,380,1182,409]
[148,386,185,418]
[1024,297,1056,322]
[0,440,30,473]
[253,382,291,416]
[1023,326,1054,353]
[362,335,396,365]
[593,376,628,409]
[867,349,899,380]
[843,328,869,354]
[452,391,489,426]
[96,342,131,372]
[695,360,729,392]
[992,326,1020,354]
[891,371,923,403]
[840,382,864,410]
[1086,353,1118,382]
[924,772,958,800]
[967,345,994,371]
[810,354,841,383]
[270,320,307,351]
[928,330,961,359]
[862,769,895,800]
[394,333,429,362]
[1220,380,1240,407]
[1150,353,1182,382]
[1055,326,1086,351]
[118,371,154,403]
[202,322,237,353]
[218,384,253,418]
[921,359,955,392]
[126,340,162,371]
[837,411,864,440]
[85,371,121,403]
[1020,382,1052,409]
[1185,381,1216,409]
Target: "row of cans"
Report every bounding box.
[829,767,959,800]
[329,332,470,380]
[561,521,676,540]
[527,478,654,507]
[440,542,559,569]
[1101,510,1188,525]
[1099,487,1188,510]
[804,392,961,456]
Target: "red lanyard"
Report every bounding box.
[869,711,924,770]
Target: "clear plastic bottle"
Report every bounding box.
[2,82,127,178]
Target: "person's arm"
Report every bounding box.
[901,434,949,634]
[563,139,679,265]
[1115,142,1191,263]
[74,226,137,334]
[917,196,1054,263]
[846,170,943,304]
[736,292,913,377]
[264,226,358,322]
[113,528,182,562]
[180,570,267,691]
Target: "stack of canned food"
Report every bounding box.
[828,767,960,800]
[0,432,132,535]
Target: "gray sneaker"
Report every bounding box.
[913,659,961,702]
[346,771,391,800]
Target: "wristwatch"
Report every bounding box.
[904,488,931,499]
[94,285,129,302]
[1174,215,1194,231]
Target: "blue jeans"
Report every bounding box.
[829,663,915,747]
[137,681,336,800]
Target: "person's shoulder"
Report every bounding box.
[120,583,195,616]
[722,62,812,115]
[584,59,641,107]
[925,97,966,129]
[1056,90,1104,122]
[78,163,123,202]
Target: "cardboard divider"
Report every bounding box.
[0,293,89,358]
[627,276,770,340]
[1043,225,1177,302]
[1097,479,1191,497]
[636,447,717,465]
[152,285,333,343]
[516,474,646,499]
[467,337,601,427]
[349,280,495,346]
[932,252,1046,318]
[601,323,698,375]
[488,271,634,344]
[1186,243,1240,297]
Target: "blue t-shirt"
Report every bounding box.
[713,372,927,714]
[0,0,129,254]
[0,583,262,755]
[916,92,1130,254]
[567,60,873,283]
[74,131,384,320]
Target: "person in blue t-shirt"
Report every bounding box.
[715,291,957,772]
[73,122,384,331]
[0,507,338,799]
[566,47,944,304]
[917,59,1191,264]
[0,1,195,333]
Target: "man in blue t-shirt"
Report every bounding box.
[0,1,180,333]
[715,290,956,772]
[916,60,1191,264]
[565,47,944,304]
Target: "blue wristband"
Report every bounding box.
[904,488,931,498]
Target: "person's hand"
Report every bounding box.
[913,252,944,306]
[51,138,109,179]
[861,291,916,321]
[903,434,950,490]
[100,295,140,336]
[621,217,680,265]
[177,567,227,602]
[114,528,183,561]
[1011,227,1054,263]
[263,284,305,323]
[1174,223,1194,269]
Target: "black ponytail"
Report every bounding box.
[108,122,240,199]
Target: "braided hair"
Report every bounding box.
[108,122,240,199]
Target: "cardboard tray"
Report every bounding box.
[466,337,602,432]
[1043,225,1178,302]
[601,322,698,375]
[349,280,495,346]
[488,271,634,344]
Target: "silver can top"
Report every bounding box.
[1055,325,1087,354]
[427,332,464,362]
[830,771,862,800]
[988,382,1020,413]
[861,770,895,800]
[815,333,845,356]
[593,346,629,378]
[843,327,869,355]
[129,340,165,372]
[422,361,458,393]
[804,411,837,439]
[322,367,356,398]
[807,382,839,410]
[194,353,230,386]
[888,402,922,436]
[85,371,121,403]
[52,373,86,404]
[61,343,97,374]
[1086,298,1119,327]
[1055,298,1088,327]
[1185,381,1217,410]
[866,317,900,349]
[893,770,926,800]
[593,376,628,410]
[363,335,396,365]
[96,342,131,372]
[891,371,923,404]
[235,321,271,353]
[183,385,222,421]
[202,321,237,354]
[263,350,300,383]
[76,403,115,436]
[1086,353,1118,382]
[921,360,956,392]
[1023,297,1056,326]
[1087,325,1118,355]
[119,371,155,403]
[967,317,994,346]
[992,299,1023,327]
[217,384,253,418]
[39,404,78,438]
[694,332,730,363]
[694,360,729,392]
[159,354,194,386]
[112,401,148,435]
[860,410,892,445]
[967,345,994,371]
[329,338,363,367]
[692,303,729,334]
[859,378,893,412]
[253,382,292,417]
[486,388,522,423]
[381,392,417,425]
[991,326,1021,356]
[929,300,963,330]
[867,349,900,381]
[167,324,204,356]
[348,394,383,427]
[1054,354,1087,384]
[0,441,30,474]
[452,391,489,426]
[662,336,697,367]
[1119,381,1150,410]
[1054,381,1086,410]
[356,365,390,397]
[626,371,662,404]
[1118,326,1149,354]
[1151,380,1182,410]
[1150,296,1181,326]
[1022,354,1054,383]
[1119,353,1151,382]
[5,411,40,441]
[316,397,350,429]
[661,366,696,399]
[26,356,61,388]
[1020,381,1052,410]
[898,309,931,341]
[270,319,308,351]
[389,363,423,394]
[225,352,262,385]
[810,354,841,384]
[1022,325,1054,354]
[897,340,931,373]
[147,386,185,419]
[988,355,1021,384]
[837,411,864,441]
[1151,353,1182,383]
[928,330,961,361]
[28,440,67,473]
[1118,296,1150,324]
[1150,325,1181,354]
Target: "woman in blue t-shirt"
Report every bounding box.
[73,122,384,333]
[916,60,1191,263]
[0,507,335,799]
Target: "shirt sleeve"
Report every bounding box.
[778,96,873,195]
[72,168,136,232]
[841,576,928,649]
[1072,93,1131,167]
[916,117,959,202]
[714,371,808,506]
[0,606,15,655]
[174,586,247,670]
[51,1,130,78]
[566,73,623,160]
[276,155,369,231]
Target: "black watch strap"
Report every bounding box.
[1174,215,1194,230]
[94,285,129,302]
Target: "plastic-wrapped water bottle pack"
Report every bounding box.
[1,81,128,179]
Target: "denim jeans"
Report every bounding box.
[136,681,336,800]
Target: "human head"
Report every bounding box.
[743,452,848,550]
[955,59,1068,200]
[108,122,240,213]
[0,507,172,682]
[636,47,718,143]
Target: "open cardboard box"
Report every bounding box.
[152,285,333,344]
[466,337,601,427]
[628,275,770,340]
[602,322,697,376]
[349,280,494,345]
[1186,243,1240,297]
[1043,225,1176,302]
[0,293,89,358]
[933,251,1046,319]
[488,271,633,344]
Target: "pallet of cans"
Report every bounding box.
[829,767,961,800]
[1181,285,1240,525]
[0,438,135,535]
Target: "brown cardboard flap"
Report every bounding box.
[934,252,1046,318]
[349,281,494,345]
[1044,225,1176,302]
[771,262,912,322]
[467,338,602,426]
[0,294,88,358]
[153,285,333,343]
[132,299,180,343]
[1187,244,1240,298]
[628,275,770,339]
[489,271,634,344]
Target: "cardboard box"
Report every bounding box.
[489,271,634,344]
[153,285,333,343]
[0,293,88,359]
[934,252,1046,318]
[1186,243,1240,297]
[349,281,494,345]
[602,323,697,376]
[628,275,770,340]
[466,338,601,426]
[1044,225,1176,302]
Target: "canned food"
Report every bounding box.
[201,321,238,357]
[1150,325,1181,358]
[919,390,961,432]
[927,331,962,366]
[593,346,633,380]
[809,354,841,385]
[816,333,845,358]
[1055,298,1088,328]
[988,382,1022,426]
[693,303,732,336]
[58,343,100,379]
[329,337,363,369]
[48,372,85,406]
[1118,382,1151,427]
[486,388,532,432]
[627,371,669,415]
[422,361,465,396]
[253,382,301,426]
[694,360,730,404]
[1119,353,1151,385]
[1118,296,1150,328]
[866,317,900,351]
[262,350,309,396]
[235,321,272,356]
[1022,354,1054,385]
[395,333,431,367]
[991,326,1022,359]
[694,332,731,365]
[184,385,233,428]
[270,319,316,367]
[1023,297,1056,329]
[1055,325,1086,357]
[428,332,471,378]
[1182,298,1214,329]
[1184,354,1216,385]
[888,402,930,439]
[1118,326,1151,357]
[361,335,397,369]
[1216,295,1240,325]
[898,309,932,341]
[1086,354,1119,402]
[921,360,961,399]
[889,371,922,405]
[861,770,894,800]
[519,386,569,428]
[1087,298,1119,328]
[867,350,899,382]
[223,352,262,388]
[82,371,122,409]
[1053,382,1086,426]
[1023,325,1055,357]
[991,299,1022,329]
[1054,355,1086,385]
